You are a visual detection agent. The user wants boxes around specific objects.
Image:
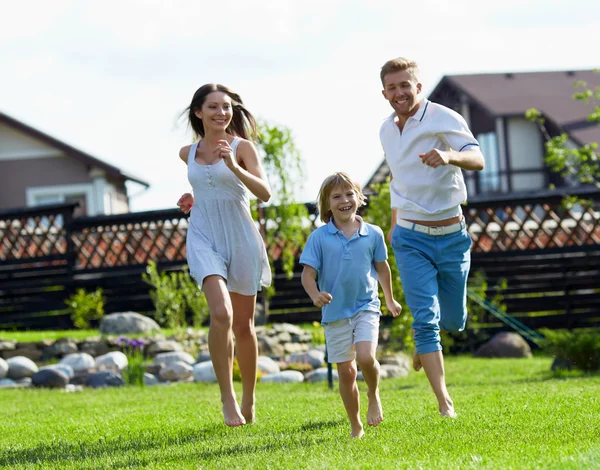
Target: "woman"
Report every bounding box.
[177,84,271,426]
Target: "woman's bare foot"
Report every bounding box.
[351,423,365,438]
[222,399,246,427]
[439,398,456,418]
[412,349,422,371]
[241,399,255,424]
[366,390,383,427]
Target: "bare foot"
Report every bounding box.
[412,349,422,372]
[241,399,255,424]
[439,398,456,418]
[222,400,246,427]
[366,390,383,427]
[350,423,364,438]
[440,409,457,418]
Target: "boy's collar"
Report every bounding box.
[327,215,368,236]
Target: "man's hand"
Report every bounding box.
[311,292,333,308]
[386,299,402,317]
[419,149,450,168]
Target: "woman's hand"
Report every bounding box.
[177,193,194,214]
[214,140,240,172]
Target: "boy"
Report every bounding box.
[300,172,402,438]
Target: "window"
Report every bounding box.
[477,132,501,193]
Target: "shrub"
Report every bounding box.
[118,337,146,386]
[64,288,105,329]
[282,362,313,374]
[540,329,600,372]
[232,358,262,382]
[143,261,209,329]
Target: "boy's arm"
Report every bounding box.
[301,265,332,308]
[374,260,402,317]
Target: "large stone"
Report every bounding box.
[95,351,128,371]
[380,364,409,378]
[2,348,42,361]
[260,370,304,383]
[6,356,38,379]
[474,332,532,358]
[32,369,69,388]
[195,353,212,364]
[78,340,110,357]
[146,340,183,357]
[42,339,78,359]
[272,323,304,336]
[144,373,159,386]
[193,361,217,383]
[258,336,285,357]
[99,312,160,335]
[379,352,411,368]
[60,353,96,372]
[288,350,326,370]
[257,356,280,374]
[39,364,75,380]
[159,361,193,381]
[85,371,125,388]
[0,341,16,352]
[0,358,8,379]
[154,351,195,367]
[0,378,18,388]
[305,367,339,383]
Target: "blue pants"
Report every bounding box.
[391,223,472,355]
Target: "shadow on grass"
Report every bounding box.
[298,419,345,432]
[0,424,224,466]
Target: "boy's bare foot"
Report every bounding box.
[222,400,246,427]
[412,349,422,371]
[241,399,255,424]
[366,390,383,427]
[351,423,365,438]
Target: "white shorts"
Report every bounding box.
[323,310,380,364]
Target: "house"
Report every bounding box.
[366,69,600,197]
[0,112,149,216]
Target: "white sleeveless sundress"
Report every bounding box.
[186,137,271,295]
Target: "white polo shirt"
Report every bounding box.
[379,99,480,221]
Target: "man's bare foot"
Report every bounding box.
[241,400,255,424]
[366,390,383,427]
[222,400,245,427]
[412,349,422,372]
[350,423,364,438]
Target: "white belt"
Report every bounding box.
[396,219,465,236]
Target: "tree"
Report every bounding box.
[525,75,600,188]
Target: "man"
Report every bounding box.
[379,57,485,417]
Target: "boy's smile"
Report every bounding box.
[329,185,358,223]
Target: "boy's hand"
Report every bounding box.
[177,193,194,214]
[386,299,402,317]
[312,292,332,308]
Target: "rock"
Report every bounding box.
[272,323,304,335]
[305,367,339,383]
[551,357,574,371]
[0,341,16,352]
[260,370,304,383]
[0,378,18,388]
[258,336,285,356]
[6,356,39,379]
[85,371,125,388]
[257,356,280,374]
[146,340,183,357]
[42,339,78,359]
[276,332,292,343]
[60,353,96,372]
[78,340,110,357]
[39,364,75,380]
[144,373,159,386]
[288,350,326,370]
[64,384,84,393]
[99,312,160,335]
[193,361,217,383]
[32,369,69,388]
[379,352,411,368]
[15,377,32,386]
[380,364,409,378]
[474,332,532,358]
[284,342,307,354]
[95,351,128,370]
[159,361,193,381]
[0,358,7,379]
[195,353,212,364]
[154,352,195,367]
[2,348,43,361]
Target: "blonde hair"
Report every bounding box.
[317,172,366,223]
[380,57,419,85]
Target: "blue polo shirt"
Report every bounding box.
[299,217,388,323]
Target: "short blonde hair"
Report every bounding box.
[317,172,366,223]
[380,57,419,85]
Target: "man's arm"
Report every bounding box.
[387,175,397,243]
[419,147,485,171]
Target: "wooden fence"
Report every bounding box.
[1,187,599,330]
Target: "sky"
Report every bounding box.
[1,0,599,211]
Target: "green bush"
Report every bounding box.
[64,288,105,329]
[143,261,209,329]
[232,358,262,382]
[540,328,600,372]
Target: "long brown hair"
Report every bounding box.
[184,84,258,140]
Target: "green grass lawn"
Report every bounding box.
[1,357,599,469]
